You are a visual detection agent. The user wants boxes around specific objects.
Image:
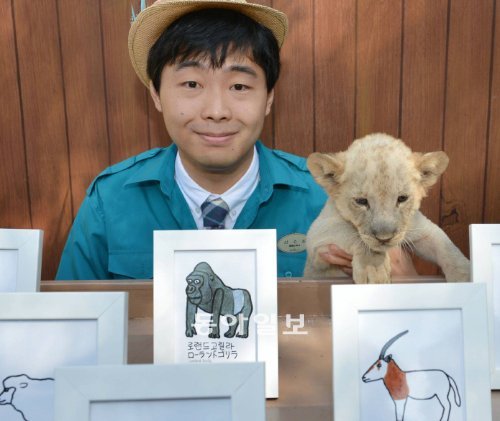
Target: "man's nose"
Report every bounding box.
[200,89,231,121]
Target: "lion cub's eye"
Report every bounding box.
[355,198,369,207]
[397,195,409,203]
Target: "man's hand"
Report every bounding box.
[319,244,354,275]
[319,244,418,276]
[388,247,418,276]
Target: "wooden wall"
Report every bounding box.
[1,0,499,279]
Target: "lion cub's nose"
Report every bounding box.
[375,236,393,245]
[371,228,396,244]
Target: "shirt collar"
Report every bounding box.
[175,145,259,211]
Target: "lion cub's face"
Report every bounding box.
[308,134,449,252]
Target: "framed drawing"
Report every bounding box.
[54,362,265,421]
[0,229,43,292]
[331,283,491,421]
[154,229,278,398]
[470,223,500,388]
[0,292,127,421]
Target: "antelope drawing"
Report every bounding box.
[361,330,461,421]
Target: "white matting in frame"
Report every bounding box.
[470,223,500,389]
[154,229,278,398]
[0,229,43,292]
[0,292,128,421]
[331,283,491,421]
[54,362,265,421]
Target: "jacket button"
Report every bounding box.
[285,271,292,277]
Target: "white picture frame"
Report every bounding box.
[470,223,500,389]
[331,283,491,421]
[0,292,128,421]
[54,362,265,421]
[0,228,43,291]
[154,229,278,398]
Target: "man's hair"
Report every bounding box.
[147,8,280,92]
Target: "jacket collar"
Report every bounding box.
[256,142,309,190]
[124,141,309,196]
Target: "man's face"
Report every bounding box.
[150,53,274,184]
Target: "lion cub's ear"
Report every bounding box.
[414,151,449,190]
[307,152,346,194]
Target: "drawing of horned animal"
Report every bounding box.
[362,330,461,421]
[185,262,253,339]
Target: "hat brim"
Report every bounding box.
[128,0,288,87]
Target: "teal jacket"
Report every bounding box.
[56,142,327,280]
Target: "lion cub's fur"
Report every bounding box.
[304,133,470,283]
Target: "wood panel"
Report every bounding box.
[0,0,31,228]
[441,0,494,255]
[2,1,500,279]
[356,0,403,137]
[58,0,109,214]
[401,0,448,274]
[255,0,274,149]
[136,2,170,150]
[273,0,314,156]
[41,280,153,319]
[485,1,500,222]
[314,0,356,152]
[13,0,72,279]
[101,0,149,163]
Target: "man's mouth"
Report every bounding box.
[195,131,237,143]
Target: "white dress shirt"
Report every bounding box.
[174,147,260,229]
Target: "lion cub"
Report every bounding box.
[304,133,470,283]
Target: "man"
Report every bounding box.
[57,0,415,280]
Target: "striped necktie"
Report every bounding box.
[201,197,229,229]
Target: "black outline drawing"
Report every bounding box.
[0,374,55,421]
[185,262,253,339]
[361,330,461,421]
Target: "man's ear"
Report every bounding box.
[307,152,346,194]
[149,82,163,112]
[414,151,449,190]
[265,89,274,116]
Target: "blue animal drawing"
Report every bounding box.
[185,262,253,338]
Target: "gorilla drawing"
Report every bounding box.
[185,262,253,339]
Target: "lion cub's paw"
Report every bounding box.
[353,253,391,284]
[353,264,391,284]
[444,261,471,282]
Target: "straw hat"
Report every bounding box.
[128,0,288,87]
